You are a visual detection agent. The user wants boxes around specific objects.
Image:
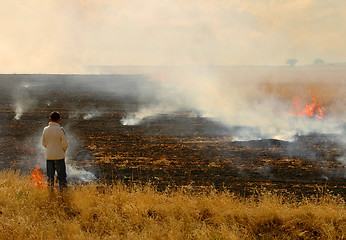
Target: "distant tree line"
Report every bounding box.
[285,58,326,67]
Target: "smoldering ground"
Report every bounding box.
[0,68,345,190]
[2,67,346,144]
[0,73,160,182]
[116,66,345,140]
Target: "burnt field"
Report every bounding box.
[0,73,345,197]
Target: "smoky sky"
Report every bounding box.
[1,0,346,73]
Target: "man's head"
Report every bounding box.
[49,111,61,122]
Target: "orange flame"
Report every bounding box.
[30,165,47,188]
[22,146,47,188]
[291,95,324,119]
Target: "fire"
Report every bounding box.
[291,95,324,119]
[22,146,47,188]
[30,165,47,188]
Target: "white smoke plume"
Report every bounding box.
[336,134,346,171]
[120,104,182,126]
[11,83,38,120]
[67,166,97,182]
[67,104,105,121]
[83,111,102,120]
[119,67,345,141]
[62,124,98,182]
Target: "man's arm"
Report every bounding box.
[41,129,47,148]
[61,128,68,153]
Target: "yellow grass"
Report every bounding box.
[0,170,345,240]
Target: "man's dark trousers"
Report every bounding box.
[47,159,67,189]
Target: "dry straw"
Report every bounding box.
[0,170,345,239]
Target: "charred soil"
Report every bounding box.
[0,74,345,197]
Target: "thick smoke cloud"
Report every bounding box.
[118,66,345,141]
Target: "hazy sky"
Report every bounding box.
[1,0,345,73]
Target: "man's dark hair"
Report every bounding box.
[50,111,61,122]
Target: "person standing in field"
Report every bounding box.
[42,111,68,190]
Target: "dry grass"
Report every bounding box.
[0,170,345,240]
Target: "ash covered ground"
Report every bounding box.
[0,69,345,197]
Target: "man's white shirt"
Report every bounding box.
[42,122,68,160]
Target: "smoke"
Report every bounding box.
[120,106,170,126]
[68,105,104,121]
[120,100,185,126]
[336,134,346,172]
[67,167,97,182]
[119,67,345,141]
[62,124,98,182]
[83,111,102,120]
[11,83,38,120]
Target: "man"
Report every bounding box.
[42,111,68,190]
